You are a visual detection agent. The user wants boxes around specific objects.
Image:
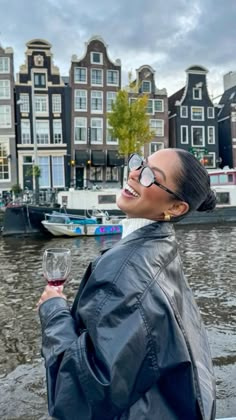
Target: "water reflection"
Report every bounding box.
[0,225,235,419]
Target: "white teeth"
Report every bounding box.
[124,183,140,197]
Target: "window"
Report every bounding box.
[0,57,10,73]
[149,142,164,154]
[21,120,31,144]
[180,106,188,118]
[38,156,50,187]
[91,69,103,86]
[52,156,64,187]
[74,117,87,143]
[91,118,103,144]
[0,105,11,128]
[23,156,33,164]
[129,97,137,105]
[74,90,87,111]
[74,67,87,83]
[207,107,215,118]
[208,126,215,144]
[35,95,48,115]
[202,152,215,168]
[106,122,118,144]
[0,80,10,99]
[36,121,50,144]
[106,167,119,181]
[53,120,63,144]
[91,52,103,65]
[147,100,153,114]
[0,140,10,181]
[215,192,230,205]
[154,99,164,112]
[149,119,164,137]
[107,92,117,112]
[191,106,204,121]
[34,73,46,88]
[191,126,205,147]
[181,126,189,144]
[142,81,151,93]
[91,91,103,113]
[90,166,103,181]
[52,95,62,113]
[19,94,29,112]
[193,87,202,100]
[107,70,119,85]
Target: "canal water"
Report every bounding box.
[0,223,235,419]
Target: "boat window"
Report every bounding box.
[228,174,233,183]
[210,175,218,185]
[219,174,228,184]
[98,194,117,204]
[215,192,230,204]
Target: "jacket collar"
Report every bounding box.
[119,221,175,246]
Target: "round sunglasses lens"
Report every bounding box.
[129,154,142,170]
[140,167,153,187]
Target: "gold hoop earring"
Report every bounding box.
[164,213,171,221]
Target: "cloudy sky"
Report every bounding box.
[1,0,236,99]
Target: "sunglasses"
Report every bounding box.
[128,154,185,202]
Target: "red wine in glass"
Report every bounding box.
[43,248,71,287]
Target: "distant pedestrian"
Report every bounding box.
[38,148,216,420]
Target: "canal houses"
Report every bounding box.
[168,65,219,168]
[69,36,123,189]
[128,65,169,155]
[0,43,17,196]
[15,39,71,193]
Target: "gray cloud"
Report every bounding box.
[1,0,236,96]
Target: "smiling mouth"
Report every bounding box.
[124,183,140,197]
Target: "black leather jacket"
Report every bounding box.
[39,222,216,420]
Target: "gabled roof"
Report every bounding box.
[218,85,236,120]
[168,87,185,115]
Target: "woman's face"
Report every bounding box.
[117,149,186,219]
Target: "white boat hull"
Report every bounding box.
[41,220,122,237]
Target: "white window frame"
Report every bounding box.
[180,106,188,118]
[180,125,189,144]
[147,99,153,114]
[52,156,65,188]
[207,107,215,119]
[0,105,11,128]
[36,120,50,144]
[107,91,117,112]
[207,126,215,145]
[149,142,164,154]
[74,117,87,144]
[35,95,48,116]
[107,70,119,86]
[0,139,10,182]
[193,87,202,100]
[38,156,50,188]
[149,119,164,137]
[91,118,103,144]
[0,57,10,73]
[0,80,10,99]
[91,52,103,65]
[91,91,103,113]
[53,119,63,144]
[106,121,118,145]
[91,68,103,86]
[74,89,87,112]
[191,126,205,147]
[52,95,62,113]
[191,106,204,121]
[19,94,30,113]
[21,119,31,144]
[154,99,164,113]
[142,80,151,93]
[74,67,87,84]
[33,72,47,89]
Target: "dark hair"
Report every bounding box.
[174,149,216,213]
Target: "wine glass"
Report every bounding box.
[43,247,71,287]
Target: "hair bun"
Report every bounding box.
[197,190,216,212]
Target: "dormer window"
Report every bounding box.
[142,81,151,93]
[193,87,202,100]
[91,52,103,65]
[34,73,46,88]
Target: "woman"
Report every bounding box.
[38,148,216,420]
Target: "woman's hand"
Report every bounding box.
[37,285,67,310]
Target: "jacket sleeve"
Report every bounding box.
[39,275,157,420]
